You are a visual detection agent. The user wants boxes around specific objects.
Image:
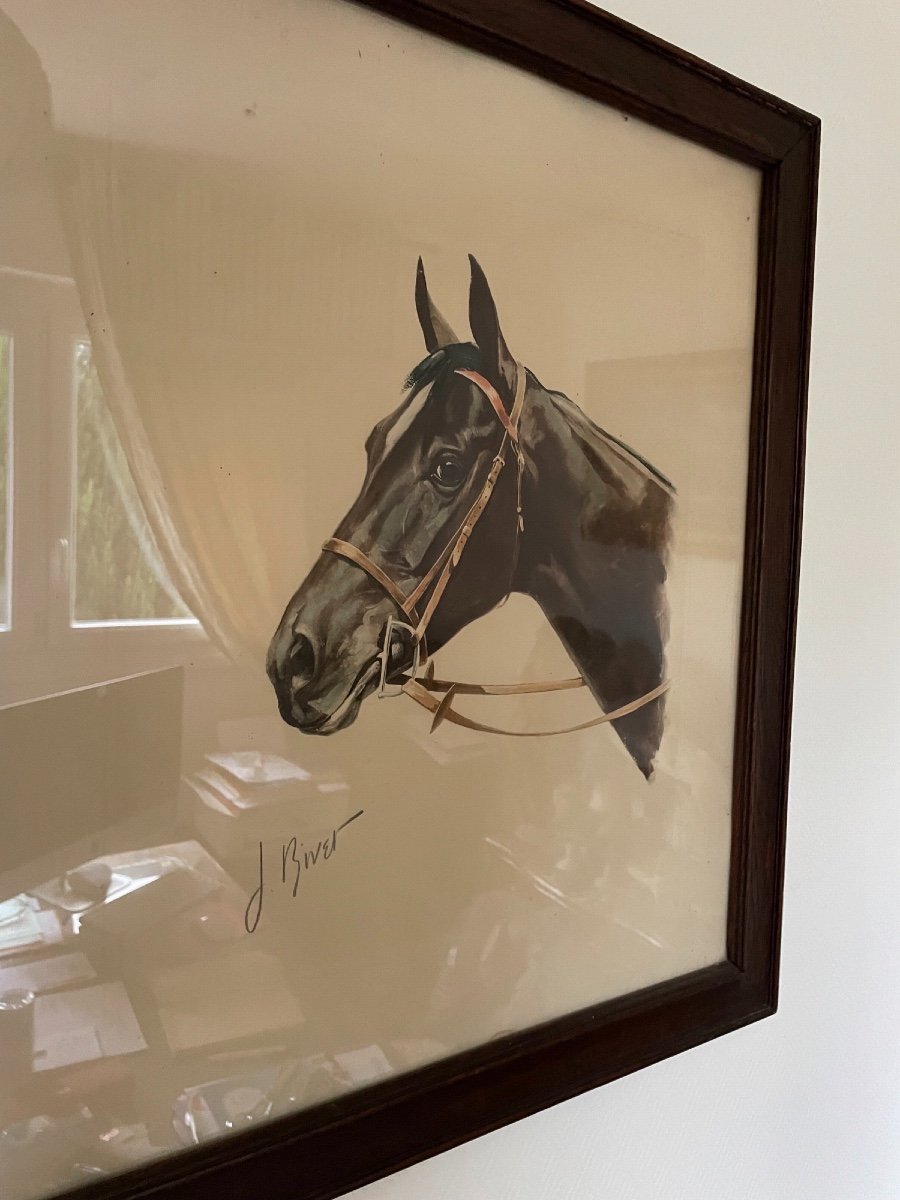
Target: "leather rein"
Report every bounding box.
[323,363,669,737]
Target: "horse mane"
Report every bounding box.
[544,385,676,496]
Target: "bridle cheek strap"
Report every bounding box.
[321,363,670,738]
[454,368,520,441]
[322,364,524,630]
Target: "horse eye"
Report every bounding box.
[431,454,465,490]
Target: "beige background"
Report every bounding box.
[1,0,758,1151]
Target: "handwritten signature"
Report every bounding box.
[244,809,364,934]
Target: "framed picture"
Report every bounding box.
[0,1,817,1199]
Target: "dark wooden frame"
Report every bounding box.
[60,2,818,1198]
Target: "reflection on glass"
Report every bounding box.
[72,342,193,626]
[0,333,10,629]
[0,0,758,1194]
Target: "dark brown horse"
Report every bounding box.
[268,256,674,777]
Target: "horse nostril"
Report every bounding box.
[288,633,316,692]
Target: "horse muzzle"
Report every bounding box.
[267,616,420,735]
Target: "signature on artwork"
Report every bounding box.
[244,809,364,934]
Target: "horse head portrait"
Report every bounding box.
[268,255,674,778]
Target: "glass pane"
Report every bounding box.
[0,333,10,629]
[73,342,193,624]
[1,2,766,1197]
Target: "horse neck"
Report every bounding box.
[515,382,672,776]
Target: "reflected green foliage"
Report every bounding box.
[0,335,8,626]
[74,343,192,623]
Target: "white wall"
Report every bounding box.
[349,2,900,1198]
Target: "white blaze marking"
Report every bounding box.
[382,381,434,457]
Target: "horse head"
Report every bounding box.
[269,255,673,778]
[267,256,523,734]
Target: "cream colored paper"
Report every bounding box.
[0,0,758,1192]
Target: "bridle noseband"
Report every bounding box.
[323,363,669,738]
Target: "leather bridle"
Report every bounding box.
[323,363,670,737]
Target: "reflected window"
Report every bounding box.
[72,342,195,626]
[0,333,10,630]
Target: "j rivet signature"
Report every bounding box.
[244,809,364,934]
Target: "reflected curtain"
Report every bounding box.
[53,136,411,663]
[76,348,187,617]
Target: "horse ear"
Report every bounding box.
[415,257,458,352]
[468,254,516,402]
